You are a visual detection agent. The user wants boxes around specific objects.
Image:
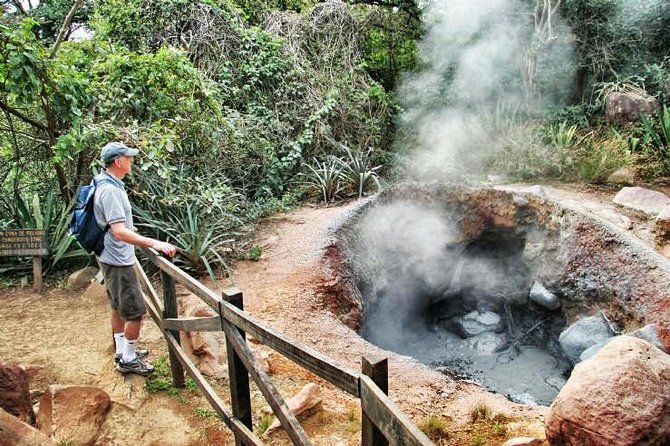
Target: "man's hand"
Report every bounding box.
[153,240,177,258]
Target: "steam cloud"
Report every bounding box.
[398,0,575,181]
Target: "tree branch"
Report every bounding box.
[0,100,50,132]
[50,0,85,59]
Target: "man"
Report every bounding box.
[94,141,176,376]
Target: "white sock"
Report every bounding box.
[113,333,124,356]
[122,338,137,363]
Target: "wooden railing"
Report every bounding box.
[137,247,434,446]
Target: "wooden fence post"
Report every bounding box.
[161,265,185,388]
[223,288,252,445]
[362,356,389,446]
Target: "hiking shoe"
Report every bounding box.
[114,349,149,364]
[115,357,154,376]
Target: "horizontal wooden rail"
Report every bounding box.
[140,247,360,396]
[359,376,433,446]
[163,316,221,332]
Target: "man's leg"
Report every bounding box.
[121,318,142,363]
[111,310,125,359]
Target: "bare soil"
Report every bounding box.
[0,183,664,445]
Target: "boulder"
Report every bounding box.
[613,187,670,216]
[37,385,111,446]
[0,363,35,425]
[0,408,54,446]
[66,267,98,290]
[546,336,670,445]
[558,314,615,364]
[605,91,659,125]
[529,281,560,310]
[605,167,635,186]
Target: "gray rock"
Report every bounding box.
[612,186,670,215]
[579,337,615,362]
[605,91,659,124]
[510,393,537,406]
[559,314,616,364]
[463,331,508,355]
[459,311,503,337]
[528,281,560,310]
[524,185,547,198]
[629,324,667,353]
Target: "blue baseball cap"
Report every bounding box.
[101,142,139,166]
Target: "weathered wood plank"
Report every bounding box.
[164,333,264,446]
[32,256,42,293]
[140,247,359,395]
[220,302,360,396]
[141,248,221,309]
[221,317,314,446]
[163,317,221,332]
[142,292,163,330]
[134,263,163,313]
[162,267,185,389]
[359,376,434,446]
[362,357,389,446]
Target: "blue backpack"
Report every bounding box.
[70,177,115,255]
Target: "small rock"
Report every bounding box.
[510,393,537,406]
[629,324,667,353]
[463,331,508,355]
[605,167,635,186]
[459,311,504,337]
[66,267,98,290]
[37,385,111,446]
[528,281,560,311]
[612,186,670,216]
[502,437,543,446]
[513,195,529,206]
[525,185,547,198]
[263,383,322,436]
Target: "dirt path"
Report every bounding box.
[0,183,662,445]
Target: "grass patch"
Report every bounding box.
[256,412,273,435]
[144,356,179,396]
[240,245,263,261]
[419,414,449,442]
[469,403,492,423]
[194,407,219,418]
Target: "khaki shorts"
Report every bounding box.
[99,262,146,320]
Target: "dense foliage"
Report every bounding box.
[1,0,669,281]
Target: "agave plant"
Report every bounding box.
[335,145,382,198]
[302,157,344,203]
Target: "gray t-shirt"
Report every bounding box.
[93,171,136,266]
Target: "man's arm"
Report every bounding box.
[109,222,176,257]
